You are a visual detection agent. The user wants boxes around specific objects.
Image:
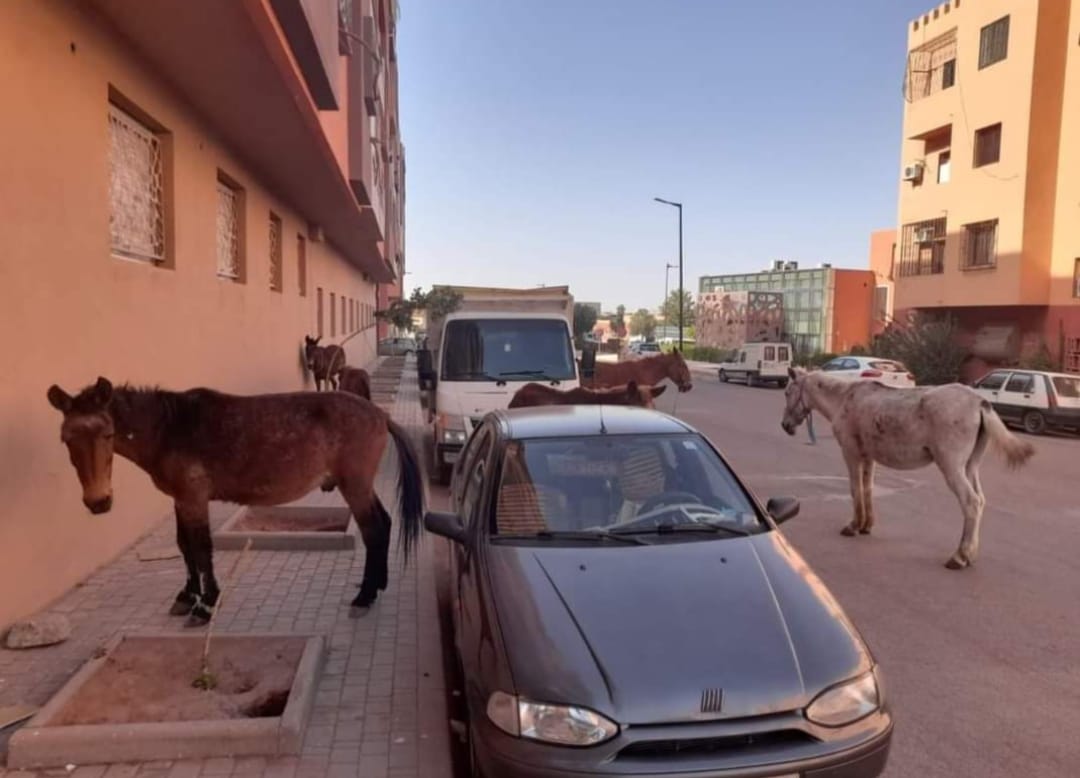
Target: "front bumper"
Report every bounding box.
[473,713,892,778]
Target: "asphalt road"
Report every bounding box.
[652,373,1079,778]
[430,373,1079,778]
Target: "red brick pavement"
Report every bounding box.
[0,362,454,778]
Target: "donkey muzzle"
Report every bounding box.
[781,421,796,436]
[85,494,113,514]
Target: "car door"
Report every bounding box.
[971,370,1012,417]
[998,371,1040,422]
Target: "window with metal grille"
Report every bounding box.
[898,218,947,277]
[873,286,889,323]
[979,16,1009,69]
[297,235,307,296]
[215,175,242,280]
[974,123,1001,167]
[269,213,283,291]
[109,104,165,263]
[330,292,337,336]
[1066,337,1080,374]
[962,220,997,269]
[905,30,957,101]
[317,287,325,337]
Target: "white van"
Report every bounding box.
[718,342,793,388]
[971,369,1080,434]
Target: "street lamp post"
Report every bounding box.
[663,262,677,338]
[654,198,684,351]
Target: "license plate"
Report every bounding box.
[443,451,460,464]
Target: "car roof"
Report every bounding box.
[984,368,1077,379]
[492,405,694,440]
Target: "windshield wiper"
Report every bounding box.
[532,530,647,545]
[499,370,561,381]
[609,522,752,538]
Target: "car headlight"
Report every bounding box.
[436,414,468,444]
[805,670,880,727]
[441,428,467,444]
[486,691,618,747]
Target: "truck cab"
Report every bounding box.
[418,311,581,483]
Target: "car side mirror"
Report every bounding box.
[424,511,466,544]
[766,496,800,524]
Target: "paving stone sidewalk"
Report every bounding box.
[0,360,454,778]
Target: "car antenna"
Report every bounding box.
[599,404,607,435]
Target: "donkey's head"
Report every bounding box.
[47,377,117,514]
[625,380,667,409]
[666,348,693,393]
[781,366,812,436]
[303,335,322,371]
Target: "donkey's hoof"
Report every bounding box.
[859,528,872,535]
[169,599,195,616]
[185,605,213,627]
[320,481,336,493]
[351,588,378,609]
[944,557,969,570]
[840,526,858,537]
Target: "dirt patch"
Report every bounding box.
[234,507,349,533]
[51,637,303,725]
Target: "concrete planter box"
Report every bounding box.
[213,506,357,551]
[7,632,324,769]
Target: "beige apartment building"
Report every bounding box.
[0,0,405,628]
[894,0,1079,376]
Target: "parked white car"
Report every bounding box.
[624,341,662,359]
[718,342,793,387]
[971,369,1080,434]
[818,356,916,388]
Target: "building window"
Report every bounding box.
[317,287,324,337]
[108,104,165,263]
[974,123,1002,167]
[937,150,951,183]
[341,296,347,335]
[1073,259,1080,298]
[962,220,998,270]
[898,217,947,277]
[269,213,283,291]
[979,16,1009,69]
[873,286,889,324]
[215,175,243,280]
[1066,336,1080,373]
[330,292,336,336]
[297,235,307,296]
[905,30,957,101]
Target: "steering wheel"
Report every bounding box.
[637,490,706,516]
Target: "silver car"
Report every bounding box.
[378,336,417,356]
[425,406,893,777]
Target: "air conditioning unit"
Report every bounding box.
[771,260,785,271]
[914,227,936,244]
[784,261,799,271]
[902,162,925,182]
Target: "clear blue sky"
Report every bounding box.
[398,0,932,312]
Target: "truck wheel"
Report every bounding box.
[718,370,728,383]
[1023,411,1047,435]
[747,373,757,388]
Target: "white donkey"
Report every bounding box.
[780,367,1035,569]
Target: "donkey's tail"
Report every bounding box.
[980,402,1035,468]
[387,419,425,562]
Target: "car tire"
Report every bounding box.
[747,373,757,388]
[776,379,789,389]
[718,369,728,383]
[1023,410,1047,435]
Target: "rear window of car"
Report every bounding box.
[491,434,763,541]
[1052,376,1080,398]
[868,360,906,373]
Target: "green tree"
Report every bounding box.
[629,308,657,339]
[573,303,598,339]
[660,290,695,328]
[872,311,968,385]
[613,304,627,335]
[377,285,463,333]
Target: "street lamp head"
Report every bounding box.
[654,197,682,208]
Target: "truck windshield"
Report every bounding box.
[442,319,576,381]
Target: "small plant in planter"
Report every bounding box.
[192,539,252,691]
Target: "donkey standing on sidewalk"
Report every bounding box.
[780,367,1034,569]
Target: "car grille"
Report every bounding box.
[618,729,814,760]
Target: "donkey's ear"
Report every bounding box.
[47,385,73,412]
[787,367,798,380]
[650,384,668,397]
[93,377,114,405]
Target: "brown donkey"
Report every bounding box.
[304,335,345,391]
[337,366,372,401]
[47,377,424,624]
[509,380,667,409]
[584,349,693,394]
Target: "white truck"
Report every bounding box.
[718,342,793,388]
[417,285,584,484]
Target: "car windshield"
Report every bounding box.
[491,434,764,542]
[1052,375,1080,398]
[442,318,575,381]
[869,360,907,372]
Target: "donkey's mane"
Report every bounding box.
[109,384,208,430]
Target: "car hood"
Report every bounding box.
[487,532,871,725]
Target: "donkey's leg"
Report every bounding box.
[340,482,381,609]
[169,509,200,616]
[840,452,866,537]
[939,458,984,570]
[859,461,877,534]
[373,496,393,591]
[181,502,220,626]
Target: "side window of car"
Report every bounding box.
[842,359,861,370]
[1004,373,1034,394]
[821,359,841,371]
[460,431,494,530]
[977,371,1009,391]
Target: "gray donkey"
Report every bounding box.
[780,367,1035,570]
